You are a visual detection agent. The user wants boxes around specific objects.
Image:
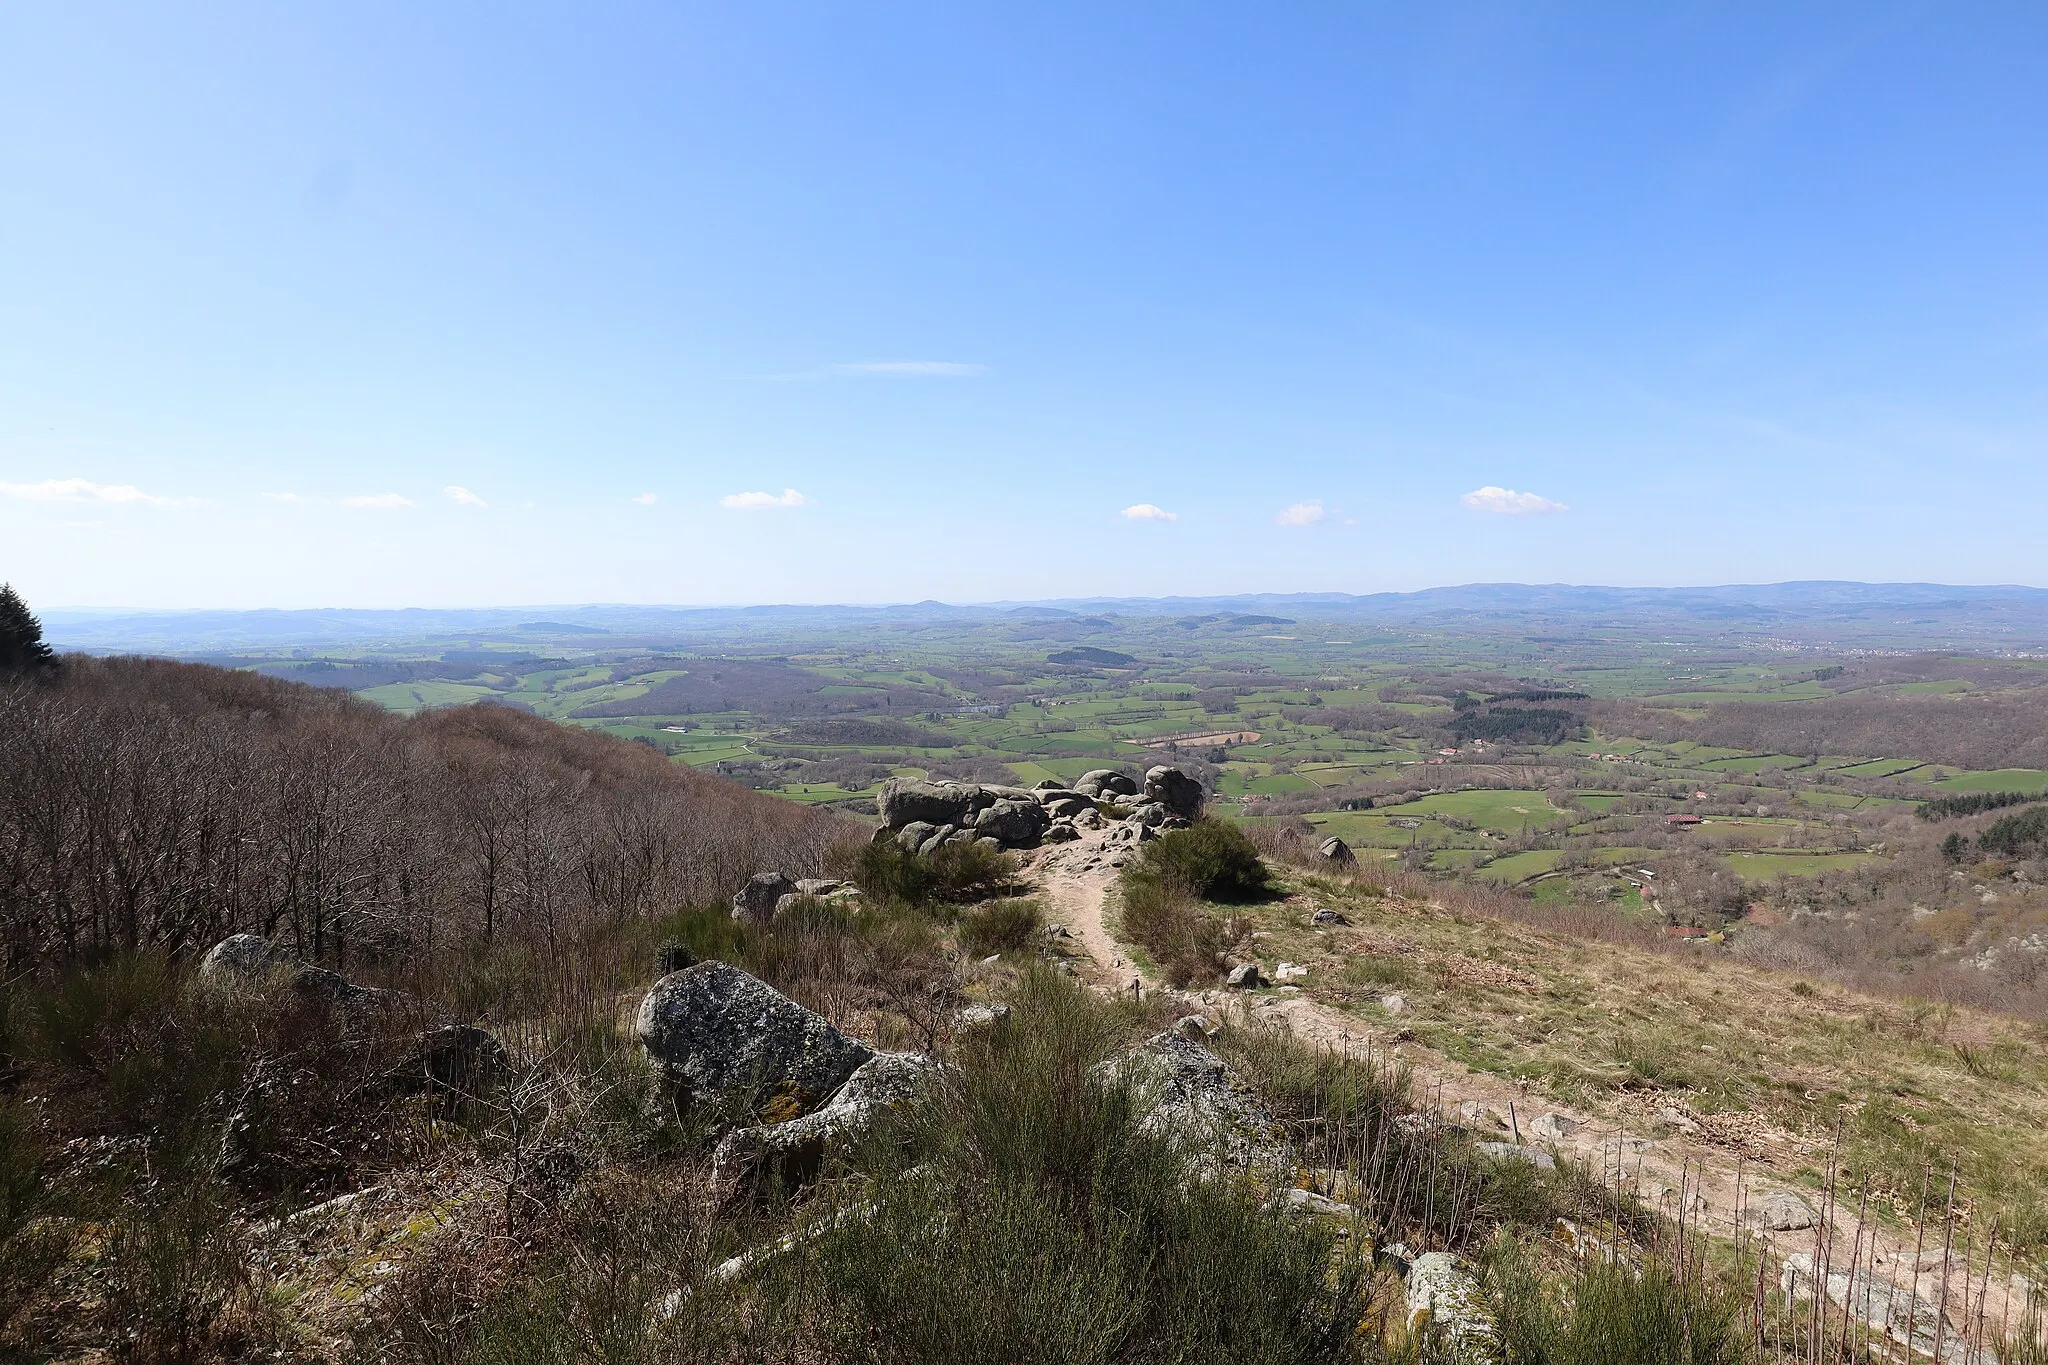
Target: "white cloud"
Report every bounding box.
[262,492,306,503]
[342,493,416,509]
[720,488,811,510]
[632,492,659,505]
[832,361,988,378]
[1275,500,1327,527]
[1460,486,1568,515]
[1121,503,1178,522]
[0,477,183,506]
[444,485,487,508]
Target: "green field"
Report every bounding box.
[1474,849,1562,883]
[1931,769,2048,793]
[355,681,504,712]
[1722,850,1881,879]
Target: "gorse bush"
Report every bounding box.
[842,837,1016,908]
[1116,822,1269,986]
[1484,1231,1750,1365]
[1135,821,1271,902]
[797,970,1372,1365]
[957,896,1044,957]
[1117,880,1227,987]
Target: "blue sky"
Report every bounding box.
[3,3,2046,608]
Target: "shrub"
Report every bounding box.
[1136,821,1271,902]
[1115,822,1268,986]
[846,838,1016,908]
[1484,1230,1750,1365]
[1117,880,1227,987]
[958,898,1044,957]
[796,970,1372,1364]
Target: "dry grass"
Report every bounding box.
[1234,868,2048,1251]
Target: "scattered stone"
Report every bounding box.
[636,961,874,1113]
[711,1051,948,1200]
[1404,1252,1499,1361]
[1038,792,1094,818]
[1780,1252,1955,1362]
[395,1024,509,1100]
[1173,1014,1217,1039]
[1310,907,1348,926]
[1316,836,1357,868]
[1746,1189,1818,1232]
[1041,822,1080,843]
[973,798,1050,845]
[1283,1187,1354,1217]
[876,779,983,829]
[1475,1142,1557,1171]
[1655,1105,1700,1135]
[1076,769,1139,798]
[1073,807,1105,830]
[1098,1030,1291,1175]
[1274,961,1309,980]
[197,933,283,986]
[957,1003,1011,1029]
[795,878,844,896]
[1527,1112,1578,1143]
[197,933,402,1017]
[1381,993,1409,1015]
[1456,1100,1502,1130]
[1226,963,1264,989]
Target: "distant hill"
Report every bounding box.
[39,580,2048,654]
[1048,646,1137,667]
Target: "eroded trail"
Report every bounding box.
[1024,832,2003,1337]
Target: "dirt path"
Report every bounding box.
[1024,832,2007,1337]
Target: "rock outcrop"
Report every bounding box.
[732,872,799,923]
[711,1050,948,1199]
[1316,836,1356,868]
[197,933,404,1017]
[1074,769,1140,799]
[1144,766,1205,819]
[873,767,1206,870]
[636,960,874,1113]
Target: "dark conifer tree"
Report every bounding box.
[0,583,56,672]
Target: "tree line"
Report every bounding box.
[0,656,852,971]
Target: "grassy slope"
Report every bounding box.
[1233,868,2048,1241]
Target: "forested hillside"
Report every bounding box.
[0,658,853,970]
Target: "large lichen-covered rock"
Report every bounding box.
[876,779,985,829]
[732,871,798,924]
[1097,1030,1290,1176]
[195,933,403,1016]
[972,798,1050,845]
[1075,769,1140,798]
[636,961,874,1113]
[198,933,281,984]
[710,1050,948,1200]
[1404,1252,1499,1362]
[1143,766,1205,818]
